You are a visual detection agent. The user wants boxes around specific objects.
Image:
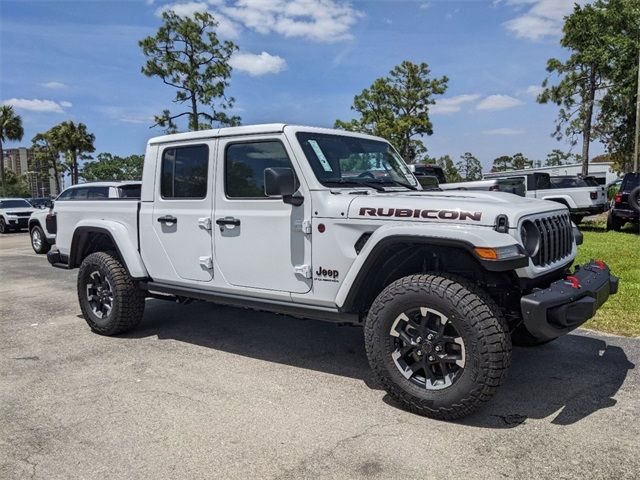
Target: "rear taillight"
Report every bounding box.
[614,193,622,203]
[590,191,598,200]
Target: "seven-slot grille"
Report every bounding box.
[531,213,573,266]
[7,211,33,217]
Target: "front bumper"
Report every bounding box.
[520,260,618,341]
[7,217,29,228]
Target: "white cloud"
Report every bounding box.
[59,101,73,108]
[3,98,71,113]
[431,94,481,115]
[156,1,208,17]
[476,94,523,111]
[501,0,589,41]
[483,128,526,135]
[419,2,431,10]
[155,0,364,43]
[40,81,68,89]
[230,51,286,76]
[155,2,241,38]
[521,85,543,96]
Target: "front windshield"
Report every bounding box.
[0,199,32,209]
[296,132,419,190]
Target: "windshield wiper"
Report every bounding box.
[327,179,386,192]
[384,178,419,191]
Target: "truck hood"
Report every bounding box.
[346,190,567,227]
[1,207,38,215]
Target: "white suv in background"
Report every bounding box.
[0,198,37,234]
[28,181,141,254]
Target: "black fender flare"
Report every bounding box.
[340,235,527,313]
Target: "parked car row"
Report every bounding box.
[0,182,141,254]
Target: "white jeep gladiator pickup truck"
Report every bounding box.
[484,171,607,224]
[46,124,618,419]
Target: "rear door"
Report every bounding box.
[150,143,214,282]
[213,136,311,294]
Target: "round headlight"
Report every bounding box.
[520,220,540,257]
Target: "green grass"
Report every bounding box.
[575,220,640,336]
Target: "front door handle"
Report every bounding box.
[157,215,178,224]
[216,217,240,227]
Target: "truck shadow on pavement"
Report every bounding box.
[126,299,635,428]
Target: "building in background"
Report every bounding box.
[2,147,61,197]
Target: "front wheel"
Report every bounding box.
[78,252,145,335]
[365,274,511,420]
[0,218,7,234]
[30,225,51,254]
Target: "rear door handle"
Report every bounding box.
[216,217,240,227]
[157,215,178,224]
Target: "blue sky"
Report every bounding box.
[1,0,601,171]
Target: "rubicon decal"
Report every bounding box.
[358,207,482,221]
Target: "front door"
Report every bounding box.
[151,142,214,282]
[213,136,311,293]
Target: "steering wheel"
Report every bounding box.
[358,171,375,179]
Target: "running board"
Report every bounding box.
[140,281,360,325]
[47,250,70,269]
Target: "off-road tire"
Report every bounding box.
[606,214,622,231]
[0,218,7,234]
[78,251,145,335]
[365,273,511,420]
[30,225,51,254]
[510,324,554,347]
[629,186,640,213]
[570,214,584,225]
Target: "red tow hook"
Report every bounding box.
[566,276,581,289]
[594,260,605,270]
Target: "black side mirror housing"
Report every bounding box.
[264,167,303,205]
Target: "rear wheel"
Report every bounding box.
[365,274,511,420]
[78,252,145,335]
[606,214,622,231]
[30,225,51,254]
[629,186,640,213]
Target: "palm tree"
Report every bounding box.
[0,105,25,196]
[50,121,95,184]
[32,131,62,194]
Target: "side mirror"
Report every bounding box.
[264,167,303,205]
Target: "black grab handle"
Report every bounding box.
[216,217,240,227]
[157,215,178,224]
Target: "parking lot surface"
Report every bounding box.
[1,232,639,479]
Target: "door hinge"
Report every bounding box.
[294,219,312,234]
[198,217,212,230]
[199,256,213,269]
[294,264,312,279]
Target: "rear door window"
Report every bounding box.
[161,145,209,199]
[87,187,109,199]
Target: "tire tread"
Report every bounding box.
[364,273,511,420]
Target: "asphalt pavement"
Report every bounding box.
[1,231,639,479]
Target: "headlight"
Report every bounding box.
[520,220,540,257]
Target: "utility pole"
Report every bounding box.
[635,44,640,172]
[633,39,640,172]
